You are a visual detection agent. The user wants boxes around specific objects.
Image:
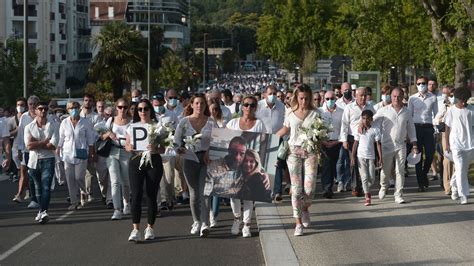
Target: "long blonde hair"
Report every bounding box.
[242,149,263,177]
[290,84,315,111]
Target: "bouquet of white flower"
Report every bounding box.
[139,123,166,169]
[298,116,332,154]
[182,133,203,152]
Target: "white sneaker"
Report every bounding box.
[128,229,141,242]
[24,190,30,200]
[460,196,467,205]
[200,223,210,238]
[337,182,344,192]
[12,195,22,203]
[451,191,459,201]
[231,218,241,235]
[294,224,303,236]
[301,211,311,228]
[38,211,49,224]
[190,222,200,235]
[395,196,406,204]
[111,210,123,220]
[209,211,217,228]
[242,225,251,238]
[27,201,39,209]
[144,227,155,240]
[34,211,42,222]
[87,195,94,202]
[123,203,130,215]
[378,189,386,200]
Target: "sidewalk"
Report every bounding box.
[256,171,474,265]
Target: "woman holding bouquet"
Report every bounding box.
[276,84,320,236]
[100,98,131,220]
[174,93,217,237]
[226,95,267,238]
[125,99,164,242]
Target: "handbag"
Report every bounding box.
[96,118,115,157]
[277,139,289,160]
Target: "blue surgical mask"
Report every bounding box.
[69,108,79,117]
[267,95,276,104]
[326,99,336,109]
[154,105,165,114]
[417,84,427,93]
[168,99,178,107]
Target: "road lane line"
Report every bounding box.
[56,210,75,221]
[0,232,42,262]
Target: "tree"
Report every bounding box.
[156,51,191,91]
[420,0,474,88]
[88,21,146,100]
[0,38,54,106]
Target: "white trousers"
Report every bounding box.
[96,155,111,201]
[64,160,87,204]
[451,149,474,198]
[159,157,175,203]
[380,147,406,198]
[230,198,253,224]
[106,147,131,210]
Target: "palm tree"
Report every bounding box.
[88,21,146,100]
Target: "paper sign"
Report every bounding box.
[130,125,148,151]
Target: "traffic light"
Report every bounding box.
[389,66,398,86]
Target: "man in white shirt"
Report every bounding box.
[444,87,474,205]
[165,89,184,119]
[256,85,286,201]
[222,89,238,115]
[340,87,375,196]
[319,90,344,197]
[24,102,59,223]
[408,76,438,192]
[336,82,354,109]
[374,88,418,203]
[0,110,11,175]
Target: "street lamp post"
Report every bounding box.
[202,33,208,88]
[147,0,151,98]
[23,0,29,98]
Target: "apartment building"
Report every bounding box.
[0,0,91,94]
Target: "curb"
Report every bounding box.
[255,202,299,266]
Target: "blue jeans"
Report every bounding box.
[29,157,55,211]
[322,143,342,192]
[211,196,220,217]
[336,146,351,186]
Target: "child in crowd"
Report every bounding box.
[351,110,382,206]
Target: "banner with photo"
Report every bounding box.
[204,128,280,203]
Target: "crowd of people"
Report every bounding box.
[0,76,472,240]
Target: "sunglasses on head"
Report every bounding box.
[138,107,150,112]
[242,103,257,108]
[116,105,128,110]
[416,82,426,85]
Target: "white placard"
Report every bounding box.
[130,125,149,151]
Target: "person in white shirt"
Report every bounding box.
[0,108,11,175]
[276,84,320,237]
[351,110,381,206]
[16,95,40,208]
[408,76,438,192]
[209,89,232,121]
[319,90,344,197]
[9,97,27,193]
[93,100,112,208]
[336,82,354,109]
[340,87,375,196]
[222,89,238,115]
[226,95,266,238]
[373,88,417,203]
[165,89,184,118]
[24,102,59,224]
[152,93,179,211]
[57,101,97,210]
[373,85,392,113]
[444,87,474,205]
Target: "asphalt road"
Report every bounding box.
[0,176,265,265]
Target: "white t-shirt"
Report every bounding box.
[354,127,381,160]
[444,105,474,151]
[0,117,10,138]
[24,119,59,169]
[283,110,320,147]
[17,112,35,151]
[226,118,266,133]
[105,117,130,147]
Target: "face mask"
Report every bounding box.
[343,90,352,100]
[367,100,373,105]
[168,99,178,107]
[154,105,165,114]
[449,96,456,105]
[267,95,276,104]
[69,109,79,118]
[326,100,336,109]
[131,97,139,103]
[417,84,427,93]
[16,106,25,113]
[381,95,391,103]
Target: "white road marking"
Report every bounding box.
[56,210,75,221]
[0,232,42,262]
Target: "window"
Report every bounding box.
[108,6,114,18]
[95,6,99,18]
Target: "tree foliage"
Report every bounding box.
[0,38,54,106]
[157,51,191,91]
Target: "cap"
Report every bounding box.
[151,93,165,101]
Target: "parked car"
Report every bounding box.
[243,63,257,72]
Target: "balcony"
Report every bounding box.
[78,53,92,60]
[77,28,91,36]
[50,54,56,63]
[77,4,88,13]
[50,33,55,41]
[50,12,55,20]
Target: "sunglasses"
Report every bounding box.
[138,107,150,112]
[416,82,426,85]
[168,97,178,100]
[117,105,128,110]
[37,107,48,112]
[242,103,257,108]
[325,98,335,100]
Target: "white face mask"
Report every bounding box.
[267,95,276,104]
[381,95,391,103]
[16,106,25,113]
[417,84,427,93]
[131,97,140,103]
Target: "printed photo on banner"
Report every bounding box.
[204,128,280,203]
